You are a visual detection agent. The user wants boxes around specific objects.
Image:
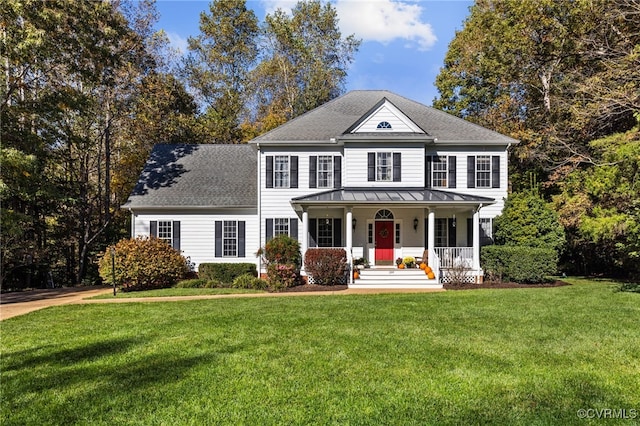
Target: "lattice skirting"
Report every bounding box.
[307,274,348,285]
[441,270,477,284]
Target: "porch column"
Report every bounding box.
[427,208,435,259]
[346,207,353,285]
[301,208,308,273]
[472,206,481,272]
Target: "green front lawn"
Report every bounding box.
[2,278,638,425]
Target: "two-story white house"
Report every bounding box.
[123,90,518,288]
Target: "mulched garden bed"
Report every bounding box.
[280,284,349,292]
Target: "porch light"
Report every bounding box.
[352,218,357,230]
[413,218,419,231]
[452,214,456,227]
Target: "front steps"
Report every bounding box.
[350,267,442,289]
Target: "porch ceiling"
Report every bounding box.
[291,187,495,207]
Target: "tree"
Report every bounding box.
[433,0,639,185]
[247,0,360,134]
[494,190,566,254]
[183,0,259,143]
[553,124,640,278]
[1,0,200,287]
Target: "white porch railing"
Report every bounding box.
[428,248,441,282]
[434,247,473,269]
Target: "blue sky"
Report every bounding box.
[154,0,473,106]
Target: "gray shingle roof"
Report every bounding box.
[252,90,518,144]
[123,144,256,208]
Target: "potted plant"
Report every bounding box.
[353,257,369,270]
[403,256,416,269]
[396,257,404,268]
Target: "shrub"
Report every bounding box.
[98,237,190,292]
[259,235,301,290]
[198,263,257,285]
[175,278,209,288]
[482,245,558,284]
[232,274,268,290]
[304,248,348,285]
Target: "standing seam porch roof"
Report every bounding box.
[291,188,496,206]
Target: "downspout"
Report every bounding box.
[129,208,135,238]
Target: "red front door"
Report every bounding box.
[375,221,394,265]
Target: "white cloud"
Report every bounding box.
[166,31,189,55]
[335,0,437,51]
[261,0,297,15]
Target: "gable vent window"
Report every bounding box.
[376,121,392,130]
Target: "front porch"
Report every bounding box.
[291,188,494,288]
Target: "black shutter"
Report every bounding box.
[290,156,298,188]
[367,153,375,181]
[309,156,317,188]
[266,156,274,188]
[238,221,245,257]
[492,155,500,188]
[425,156,432,188]
[266,218,273,241]
[290,218,298,240]
[333,156,342,188]
[172,221,180,250]
[309,219,317,247]
[448,218,456,247]
[214,221,222,257]
[393,152,401,182]
[333,218,342,247]
[150,221,158,238]
[467,218,473,247]
[448,156,456,188]
[467,156,476,188]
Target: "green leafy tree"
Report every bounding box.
[183,0,259,143]
[247,0,360,134]
[494,190,566,254]
[553,124,640,278]
[433,0,639,187]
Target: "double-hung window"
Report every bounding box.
[435,218,448,247]
[376,152,392,181]
[215,220,245,257]
[317,156,333,188]
[317,219,334,247]
[157,221,173,246]
[274,156,290,188]
[432,156,448,187]
[223,221,238,257]
[476,156,491,188]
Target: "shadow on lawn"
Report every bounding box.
[2,336,209,424]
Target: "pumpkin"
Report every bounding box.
[424,266,432,274]
[398,263,405,269]
[427,271,435,279]
[353,271,360,279]
[419,262,427,270]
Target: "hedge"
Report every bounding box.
[481,245,558,284]
[198,263,257,285]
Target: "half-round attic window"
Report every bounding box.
[376,121,392,129]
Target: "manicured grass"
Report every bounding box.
[90,287,265,299]
[2,279,638,425]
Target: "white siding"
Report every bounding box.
[132,209,259,271]
[343,144,425,187]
